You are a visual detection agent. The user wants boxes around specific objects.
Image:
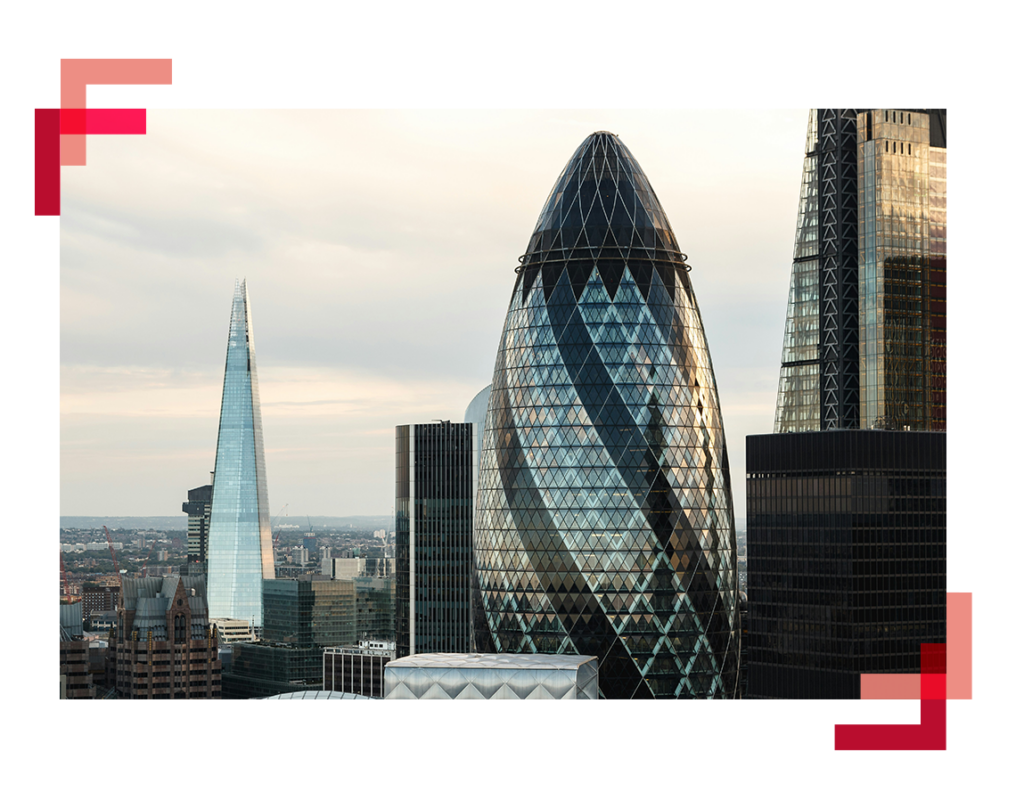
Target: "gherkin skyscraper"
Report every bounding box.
[207,280,275,628]
[474,132,739,699]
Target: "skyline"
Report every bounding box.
[61,109,805,521]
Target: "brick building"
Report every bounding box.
[112,575,221,699]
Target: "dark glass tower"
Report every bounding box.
[745,430,946,698]
[207,280,275,627]
[183,481,213,574]
[395,422,476,657]
[474,132,740,699]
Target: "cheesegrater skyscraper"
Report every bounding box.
[473,132,740,699]
[207,280,275,628]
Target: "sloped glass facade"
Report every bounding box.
[474,132,740,699]
[774,111,821,433]
[207,281,275,627]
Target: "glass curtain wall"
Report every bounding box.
[858,111,936,430]
[207,280,275,627]
[474,132,739,699]
[775,111,821,433]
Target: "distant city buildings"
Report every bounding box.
[207,280,275,628]
[322,557,366,579]
[395,421,476,658]
[82,584,119,621]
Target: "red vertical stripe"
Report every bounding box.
[35,109,61,216]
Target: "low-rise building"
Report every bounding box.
[324,640,395,698]
[384,653,599,700]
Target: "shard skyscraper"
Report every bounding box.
[207,280,275,628]
[474,132,740,699]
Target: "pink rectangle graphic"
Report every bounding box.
[60,109,146,135]
[946,594,1019,700]
[60,134,86,168]
[861,673,919,699]
[60,59,172,108]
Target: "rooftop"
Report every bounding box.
[387,653,596,671]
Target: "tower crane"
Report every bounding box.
[103,526,122,588]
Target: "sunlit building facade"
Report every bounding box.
[207,281,275,627]
[774,109,946,433]
[474,132,740,699]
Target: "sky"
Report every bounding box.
[60,109,809,522]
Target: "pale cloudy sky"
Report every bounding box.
[62,109,814,519]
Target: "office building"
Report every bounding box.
[209,618,255,643]
[262,577,356,647]
[207,280,275,627]
[774,109,947,433]
[324,640,395,698]
[222,577,356,698]
[384,653,598,700]
[355,576,395,641]
[745,430,945,698]
[474,132,740,699]
[395,421,475,657]
[81,584,119,621]
[183,480,213,572]
[322,557,366,579]
[60,602,95,699]
[111,576,221,699]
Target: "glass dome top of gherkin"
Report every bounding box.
[518,132,690,306]
[474,133,740,699]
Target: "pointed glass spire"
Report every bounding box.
[475,133,739,699]
[207,280,274,627]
